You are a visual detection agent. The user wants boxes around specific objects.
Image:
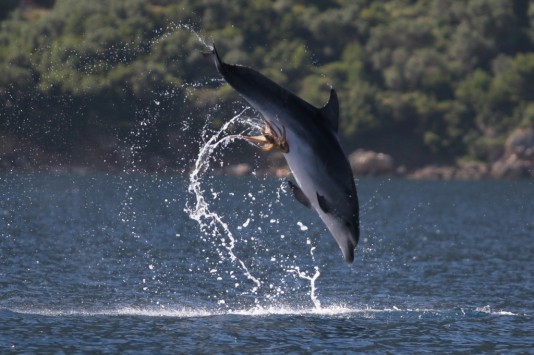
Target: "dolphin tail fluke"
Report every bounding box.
[202,44,224,71]
[319,88,340,133]
[211,45,224,72]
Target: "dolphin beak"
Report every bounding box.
[329,218,359,264]
[341,231,357,265]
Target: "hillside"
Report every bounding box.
[1,0,534,177]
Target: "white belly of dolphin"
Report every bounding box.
[283,133,322,208]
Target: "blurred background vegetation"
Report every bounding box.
[1,0,534,173]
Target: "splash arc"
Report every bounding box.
[208,46,360,264]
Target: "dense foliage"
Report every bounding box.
[1,0,534,170]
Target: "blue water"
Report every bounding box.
[1,174,533,353]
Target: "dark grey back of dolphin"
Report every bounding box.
[209,45,359,264]
[211,47,319,128]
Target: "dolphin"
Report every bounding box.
[208,46,360,264]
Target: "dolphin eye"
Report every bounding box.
[345,220,352,228]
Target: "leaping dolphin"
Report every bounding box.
[208,46,360,264]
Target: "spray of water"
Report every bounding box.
[286,238,321,308]
[184,105,325,308]
[172,25,325,309]
[185,109,263,295]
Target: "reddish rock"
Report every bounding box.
[489,128,534,179]
[490,155,533,179]
[348,150,394,177]
[408,165,456,180]
[273,166,291,177]
[454,161,489,180]
[225,163,252,177]
[505,128,534,161]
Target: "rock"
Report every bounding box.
[409,162,491,180]
[225,163,252,177]
[348,150,394,177]
[490,155,533,179]
[488,128,534,178]
[273,166,291,177]
[408,165,456,180]
[454,161,489,180]
[505,128,534,161]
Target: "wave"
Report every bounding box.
[4,304,527,318]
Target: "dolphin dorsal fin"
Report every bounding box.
[319,88,339,133]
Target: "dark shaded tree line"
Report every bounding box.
[1,0,534,171]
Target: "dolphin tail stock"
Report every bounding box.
[210,44,224,72]
[200,44,223,74]
[319,88,340,133]
[202,44,234,81]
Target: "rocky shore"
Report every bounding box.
[405,128,534,180]
[224,128,534,180]
[2,128,533,179]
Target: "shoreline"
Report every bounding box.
[1,160,533,180]
[2,134,533,180]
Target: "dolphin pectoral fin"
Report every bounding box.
[288,180,311,208]
[316,192,332,214]
[319,88,339,133]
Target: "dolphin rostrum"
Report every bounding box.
[209,46,360,264]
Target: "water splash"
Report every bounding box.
[185,108,321,309]
[185,109,262,295]
[286,237,321,308]
[184,106,328,308]
[175,25,325,308]
[10,304,526,318]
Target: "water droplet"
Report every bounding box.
[297,221,309,231]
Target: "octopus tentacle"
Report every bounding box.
[240,118,289,153]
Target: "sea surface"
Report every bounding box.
[1,174,533,353]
